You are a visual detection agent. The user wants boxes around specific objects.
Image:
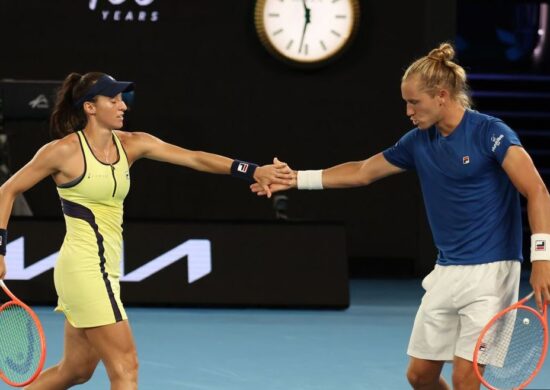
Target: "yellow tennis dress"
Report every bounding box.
[55,130,130,328]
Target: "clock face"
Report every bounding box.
[255,0,360,66]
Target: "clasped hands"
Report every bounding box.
[252,157,296,198]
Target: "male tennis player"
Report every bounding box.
[252,43,550,389]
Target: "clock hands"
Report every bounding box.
[298,0,311,54]
[255,0,359,65]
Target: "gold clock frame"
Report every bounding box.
[254,0,361,68]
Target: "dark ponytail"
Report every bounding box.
[49,71,105,139]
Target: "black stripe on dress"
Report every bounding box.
[60,197,123,323]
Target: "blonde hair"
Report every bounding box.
[402,43,471,109]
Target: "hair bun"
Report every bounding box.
[428,43,455,62]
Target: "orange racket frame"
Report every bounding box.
[0,280,47,387]
[473,292,548,390]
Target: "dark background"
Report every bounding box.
[457,1,550,74]
[7,218,349,307]
[0,0,487,279]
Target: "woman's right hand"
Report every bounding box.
[252,157,296,198]
[250,158,297,197]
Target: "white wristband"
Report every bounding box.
[530,233,550,262]
[297,170,323,190]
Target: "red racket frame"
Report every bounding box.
[0,280,47,387]
[473,292,548,390]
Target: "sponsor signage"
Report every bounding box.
[88,0,159,22]
[0,80,60,120]
[7,219,349,308]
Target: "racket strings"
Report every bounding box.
[0,304,42,385]
[478,308,544,389]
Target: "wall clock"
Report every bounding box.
[255,0,360,67]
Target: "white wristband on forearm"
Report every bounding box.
[297,170,323,190]
[530,233,550,262]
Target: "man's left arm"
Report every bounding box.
[502,145,550,310]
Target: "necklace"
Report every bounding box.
[91,140,115,165]
[84,130,114,165]
[89,143,112,165]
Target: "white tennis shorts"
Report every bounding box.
[407,260,521,362]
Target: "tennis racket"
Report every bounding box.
[473,291,548,390]
[0,280,46,387]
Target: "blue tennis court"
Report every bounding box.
[29,277,549,390]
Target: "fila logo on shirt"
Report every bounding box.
[237,163,250,173]
[535,240,546,251]
[462,156,470,165]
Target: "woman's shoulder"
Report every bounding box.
[26,132,81,168]
[114,130,151,140]
[54,131,80,149]
[113,130,159,162]
[114,130,159,147]
[43,132,81,157]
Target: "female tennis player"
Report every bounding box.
[252,43,550,389]
[0,71,293,389]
